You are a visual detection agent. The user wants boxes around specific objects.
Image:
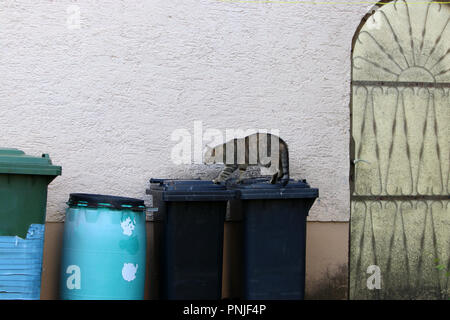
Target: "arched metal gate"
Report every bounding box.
[350,0,449,299]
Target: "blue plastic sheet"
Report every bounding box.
[0,224,45,300]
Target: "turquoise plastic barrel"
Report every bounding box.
[60,194,146,300]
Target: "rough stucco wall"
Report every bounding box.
[0,0,369,222]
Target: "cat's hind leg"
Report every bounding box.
[270,171,279,184]
[270,157,283,184]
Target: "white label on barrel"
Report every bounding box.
[120,217,135,236]
[122,263,138,282]
[66,265,81,290]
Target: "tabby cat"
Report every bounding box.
[204,133,290,186]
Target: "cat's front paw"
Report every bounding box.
[212,178,221,184]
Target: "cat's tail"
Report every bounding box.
[280,141,289,186]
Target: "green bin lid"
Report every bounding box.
[0,148,62,176]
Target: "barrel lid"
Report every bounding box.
[227,176,319,200]
[149,178,237,201]
[68,193,146,211]
[0,148,62,176]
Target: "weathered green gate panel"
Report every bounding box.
[350,0,450,299]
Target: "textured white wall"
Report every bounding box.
[0,0,370,221]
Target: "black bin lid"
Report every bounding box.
[149,178,237,202]
[227,176,319,200]
[68,193,146,211]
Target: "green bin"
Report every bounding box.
[0,148,61,299]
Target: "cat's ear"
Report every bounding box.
[204,145,215,155]
[203,146,214,164]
